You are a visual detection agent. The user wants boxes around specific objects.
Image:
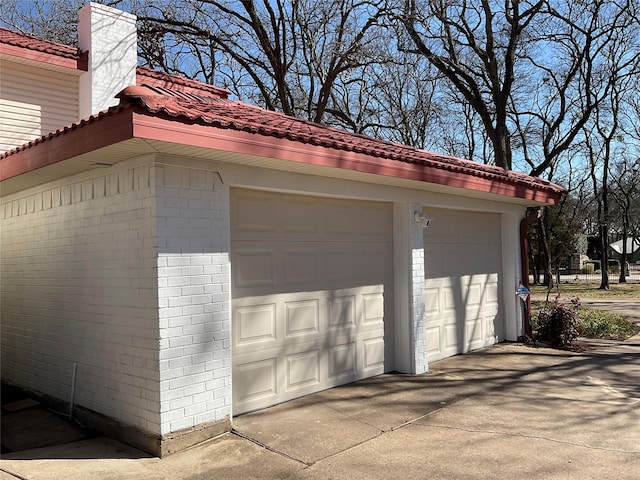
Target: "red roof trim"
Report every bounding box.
[131,113,562,204]
[115,85,564,200]
[0,84,565,205]
[0,27,87,71]
[0,109,133,180]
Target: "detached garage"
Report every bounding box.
[0,8,566,456]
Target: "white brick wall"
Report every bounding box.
[0,157,161,434]
[155,163,232,435]
[78,2,137,119]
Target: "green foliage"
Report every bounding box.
[534,298,580,348]
[575,307,636,340]
[531,299,637,344]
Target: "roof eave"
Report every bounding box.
[131,112,564,205]
[1,109,134,181]
[0,108,564,205]
[0,42,87,71]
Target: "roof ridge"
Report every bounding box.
[136,66,230,99]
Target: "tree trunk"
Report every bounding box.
[619,219,628,283]
[530,244,540,285]
[599,223,610,290]
[539,212,554,290]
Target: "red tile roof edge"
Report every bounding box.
[0,26,86,63]
[0,108,124,159]
[0,83,565,200]
[117,85,566,196]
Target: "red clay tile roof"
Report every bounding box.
[136,66,230,99]
[0,26,83,60]
[0,25,564,200]
[0,78,565,200]
[116,84,566,195]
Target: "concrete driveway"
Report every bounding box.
[2,304,639,479]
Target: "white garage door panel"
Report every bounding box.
[424,208,503,362]
[232,243,391,295]
[231,189,393,414]
[232,321,386,412]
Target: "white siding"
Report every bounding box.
[0,158,161,435]
[0,61,79,153]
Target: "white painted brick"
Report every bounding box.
[181,285,205,296]
[1,159,161,436]
[168,296,193,308]
[170,417,195,432]
[169,396,193,411]
[167,257,192,267]
[167,317,191,328]
[192,352,215,364]
[160,386,186,403]
[159,347,185,360]
[183,363,205,375]
[169,336,193,348]
[205,398,225,411]
[167,276,191,287]
[164,407,187,423]
[183,324,206,335]
[184,383,207,396]
[184,402,210,418]
[182,305,205,316]
[157,172,231,435]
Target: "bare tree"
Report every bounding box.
[519,0,639,179]
[0,0,83,45]
[134,0,387,126]
[364,52,441,148]
[610,158,640,283]
[584,81,626,290]
[399,0,545,170]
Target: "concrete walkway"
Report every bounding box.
[2,303,639,479]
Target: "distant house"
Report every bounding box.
[0,3,565,456]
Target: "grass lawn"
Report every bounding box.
[530,283,640,300]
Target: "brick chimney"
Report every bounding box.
[78,2,137,119]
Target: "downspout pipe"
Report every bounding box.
[520,207,542,339]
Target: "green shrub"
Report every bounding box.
[531,299,637,343]
[535,299,580,348]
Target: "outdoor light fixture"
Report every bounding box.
[414,211,433,228]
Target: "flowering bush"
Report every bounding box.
[535,297,580,348]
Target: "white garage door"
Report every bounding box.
[424,208,504,362]
[230,188,394,414]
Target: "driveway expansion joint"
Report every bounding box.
[230,429,311,466]
[0,468,29,480]
[413,423,640,455]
